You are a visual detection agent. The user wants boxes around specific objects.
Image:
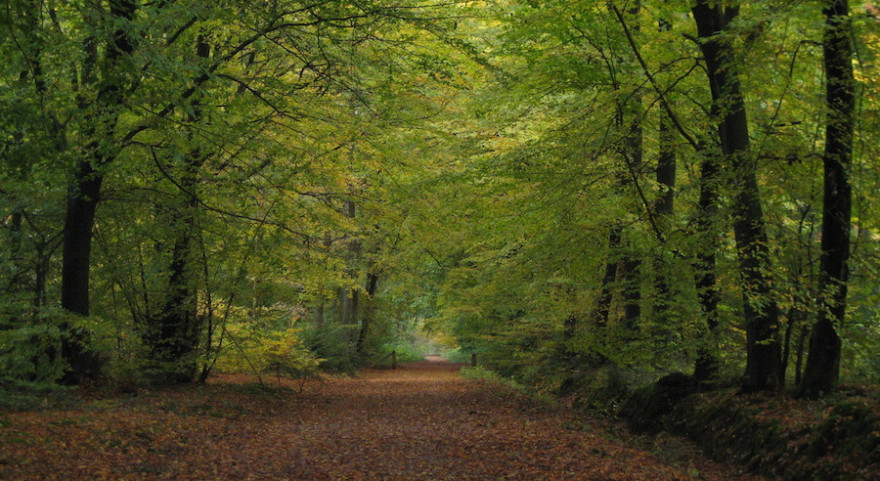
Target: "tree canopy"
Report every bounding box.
[1,0,878,399]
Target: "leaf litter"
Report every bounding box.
[0,358,772,480]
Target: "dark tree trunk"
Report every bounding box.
[692,149,721,385]
[799,0,854,398]
[594,227,621,329]
[150,228,199,381]
[655,110,676,213]
[783,304,807,381]
[692,2,783,392]
[61,163,103,318]
[652,12,677,323]
[315,303,325,330]
[59,0,138,383]
[349,289,360,326]
[590,1,642,348]
[621,257,641,332]
[147,36,211,384]
[5,197,27,306]
[651,107,676,327]
[338,198,362,339]
[149,176,200,381]
[620,119,643,332]
[619,1,643,334]
[59,161,106,383]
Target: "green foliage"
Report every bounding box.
[299,323,362,375]
[368,338,425,368]
[0,377,71,411]
[0,0,877,405]
[0,322,64,383]
[257,329,322,387]
[0,318,73,409]
[440,347,473,364]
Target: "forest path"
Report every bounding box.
[0,359,769,480]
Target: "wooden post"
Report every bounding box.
[391,350,397,370]
[471,353,477,367]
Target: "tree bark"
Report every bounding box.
[621,257,641,332]
[59,163,105,382]
[692,146,721,385]
[594,227,621,329]
[619,0,643,334]
[691,2,783,392]
[799,0,854,398]
[652,9,677,328]
[59,0,138,383]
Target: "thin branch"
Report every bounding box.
[148,147,311,241]
[609,3,701,151]
[622,151,667,244]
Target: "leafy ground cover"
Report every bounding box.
[0,358,770,480]
[622,376,880,480]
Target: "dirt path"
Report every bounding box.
[0,359,769,480]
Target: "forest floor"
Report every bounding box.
[0,357,772,480]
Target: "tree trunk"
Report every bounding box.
[652,108,676,321]
[692,2,783,392]
[59,0,138,383]
[147,36,212,384]
[59,161,105,383]
[651,7,677,323]
[621,257,641,332]
[799,0,854,398]
[619,0,643,334]
[692,147,721,385]
[594,227,621,329]
[356,272,379,356]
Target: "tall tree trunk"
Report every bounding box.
[652,10,677,328]
[339,198,362,340]
[619,0,643,334]
[59,0,138,383]
[692,146,721,384]
[590,1,642,348]
[594,227,622,329]
[621,257,641,332]
[59,159,106,383]
[147,36,212,383]
[799,0,854,398]
[692,2,783,392]
[620,117,643,332]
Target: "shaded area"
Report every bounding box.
[621,375,880,480]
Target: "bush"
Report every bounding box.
[300,323,361,374]
[0,324,65,384]
[368,339,425,368]
[258,329,322,389]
